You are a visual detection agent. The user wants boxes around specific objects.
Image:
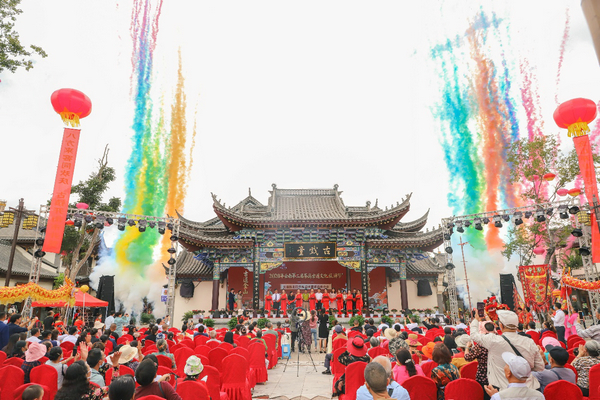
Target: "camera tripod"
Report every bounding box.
[283,307,317,377]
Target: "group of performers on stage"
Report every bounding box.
[263,288,364,316]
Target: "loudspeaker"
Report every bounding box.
[500,274,516,310]
[417,279,433,296]
[97,275,115,314]
[180,279,195,298]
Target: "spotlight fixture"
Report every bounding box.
[167,247,176,254]
[40,227,46,233]
[464,221,471,228]
[95,215,105,230]
[138,219,147,233]
[127,219,136,227]
[474,218,483,231]
[513,212,523,226]
[84,215,93,223]
[493,215,502,228]
[167,222,174,231]
[482,217,490,225]
[444,233,451,241]
[546,208,554,217]
[117,217,127,231]
[445,246,453,254]
[445,263,455,270]
[157,221,166,235]
[535,210,546,223]
[524,211,532,219]
[571,228,583,238]
[446,222,455,229]
[580,247,591,257]
[74,213,83,228]
[148,221,156,229]
[34,249,46,258]
[170,235,179,242]
[106,217,114,225]
[35,238,44,247]
[456,221,464,233]
[569,206,580,215]
[502,214,510,222]
[558,205,569,220]
[167,258,176,265]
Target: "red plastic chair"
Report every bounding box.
[194,335,209,347]
[248,342,268,384]
[263,334,277,369]
[175,347,195,378]
[221,354,251,400]
[459,361,478,380]
[143,339,155,348]
[156,354,174,369]
[528,331,540,344]
[59,341,74,355]
[331,347,347,377]
[142,346,158,356]
[181,339,195,349]
[219,342,234,352]
[333,338,347,350]
[207,341,219,349]
[137,396,165,400]
[105,339,114,354]
[237,336,250,348]
[367,346,387,359]
[339,361,367,400]
[421,361,438,378]
[0,352,6,365]
[569,338,586,350]
[30,364,58,400]
[544,380,582,400]
[402,375,437,400]
[208,347,229,373]
[12,383,50,400]
[200,365,229,400]
[567,334,582,348]
[444,378,482,400]
[565,363,578,382]
[3,358,23,368]
[230,347,250,362]
[0,365,24,400]
[588,363,600,400]
[176,380,210,400]
[157,366,176,387]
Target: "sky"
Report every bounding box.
[1,0,599,303]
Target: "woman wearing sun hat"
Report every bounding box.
[384,328,408,359]
[183,355,204,382]
[21,341,47,383]
[332,337,371,397]
[406,334,420,353]
[118,343,143,372]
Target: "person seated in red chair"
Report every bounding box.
[177,355,207,388]
[134,358,182,400]
[532,344,575,392]
[21,384,44,400]
[21,342,47,383]
[485,353,544,400]
[332,337,371,397]
[359,356,410,400]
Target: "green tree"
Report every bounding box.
[503,135,592,269]
[0,0,47,73]
[62,146,121,280]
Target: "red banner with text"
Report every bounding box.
[518,264,551,312]
[43,128,81,253]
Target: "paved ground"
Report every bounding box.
[252,349,334,400]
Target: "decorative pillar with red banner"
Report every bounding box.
[554,98,600,263]
[42,89,92,254]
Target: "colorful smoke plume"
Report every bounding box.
[91,0,197,314]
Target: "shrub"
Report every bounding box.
[181,311,195,322]
[140,313,154,324]
[380,315,393,327]
[349,315,365,327]
[204,318,215,328]
[328,314,337,328]
[257,317,269,329]
[227,317,238,330]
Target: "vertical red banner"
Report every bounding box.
[42,128,81,253]
[573,135,600,263]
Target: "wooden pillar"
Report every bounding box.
[400,261,408,311]
[212,264,220,311]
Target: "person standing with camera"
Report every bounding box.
[290,310,301,353]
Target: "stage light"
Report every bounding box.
[558,205,569,220]
[34,249,46,258]
[138,219,147,233]
[106,217,114,225]
[445,246,453,254]
[167,222,174,231]
[446,222,455,229]
[571,228,583,237]
[546,208,553,216]
[95,216,105,230]
[524,211,532,219]
[40,227,46,233]
[127,219,136,227]
[444,233,451,240]
[148,221,156,229]
[513,212,523,226]
[74,213,83,228]
[445,263,455,270]
[35,238,44,247]
[117,217,126,231]
[502,214,510,222]
[456,221,464,233]
[158,221,166,235]
[482,217,490,225]
[464,221,471,228]
[474,218,483,231]
[167,247,176,254]
[84,215,93,223]
[493,216,502,228]
[580,247,591,256]
[170,235,179,242]
[167,258,176,265]
[535,210,546,223]
[569,206,580,215]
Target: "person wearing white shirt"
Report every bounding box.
[105,312,115,329]
[272,290,281,314]
[551,303,566,343]
[26,328,41,343]
[58,327,79,345]
[455,319,468,331]
[405,317,418,331]
[377,323,389,331]
[315,289,323,311]
[484,352,544,400]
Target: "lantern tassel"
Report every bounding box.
[567,121,590,137]
[59,112,81,127]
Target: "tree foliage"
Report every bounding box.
[0,0,47,73]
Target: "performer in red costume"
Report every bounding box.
[309,289,316,311]
[346,290,354,313]
[336,290,344,311]
[295,290,303,308]
[355,291,363,314]
[265,291,273,316]
[322,289,330,310]
[280,289,288,317]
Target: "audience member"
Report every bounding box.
[21,342,46,383]
[430,343,460,399]
[358,357,410,400]
[575,308,600,341]
[572,339,600,396]
[21,384,44,400]
[532,344,575,392]
[484,353,544,400]
[392,348,424,384]
[108,376,136,400]
[332,337,371,396]
[134,358,182,400]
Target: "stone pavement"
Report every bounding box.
[252,349,334,400]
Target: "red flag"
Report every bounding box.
[42,128,81,253]
[573,135,600,263]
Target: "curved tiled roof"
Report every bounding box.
[176,248,214,278]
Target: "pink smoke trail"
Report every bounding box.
[555,8,570,105]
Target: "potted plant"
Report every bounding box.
[391,309,398,317]
[204,318,215,328]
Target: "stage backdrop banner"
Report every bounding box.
[43,128,81,253]
[518,264,551,312]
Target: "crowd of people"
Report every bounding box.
[1,301,599,400]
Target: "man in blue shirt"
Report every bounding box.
[356,356,410,400]
[7,314,37,337]
[0,312,9,350]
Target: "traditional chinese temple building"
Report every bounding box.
[173,185,445,320]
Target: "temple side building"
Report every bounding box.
[173,185,445,321]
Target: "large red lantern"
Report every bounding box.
[43,89,92,254]
[553,98,597,137]
[50,89,92,127]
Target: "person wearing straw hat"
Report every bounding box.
[470,310,544,391]
[451,334,470,369]
[385,328,408,359]
[119,343,143,372]
[332,337,371,397]
[405,334,420,356]
[22,341,47,383]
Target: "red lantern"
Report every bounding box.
[553,98,598,137]
[65,220,74,226]
[51,89,92,127]
[568,188,581,197]
[557,188,568,196]
[543,173,556,181]
[533,248,545,255]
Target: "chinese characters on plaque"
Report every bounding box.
[284,242,337,259]
[268,272,344,279]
